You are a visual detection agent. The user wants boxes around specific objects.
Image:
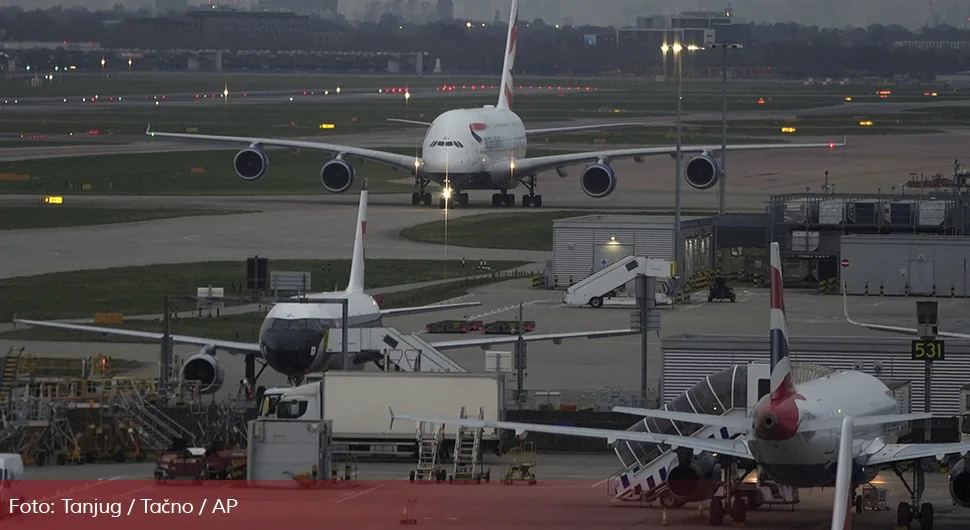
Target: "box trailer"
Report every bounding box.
[259,372,505,459]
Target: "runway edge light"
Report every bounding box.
[44,196,63,204]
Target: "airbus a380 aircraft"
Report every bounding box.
[394,242,970,530]
[15,181,640,395]
[144,0,844,210]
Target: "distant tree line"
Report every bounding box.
[2,6,970,79]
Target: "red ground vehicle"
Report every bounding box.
[154,440,246,484]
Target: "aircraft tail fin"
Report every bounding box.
[345,180,368,293]
[496,0,518,110]
[769,241,795,403]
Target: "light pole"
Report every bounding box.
[663,33,696,303]
[708,42,742,215]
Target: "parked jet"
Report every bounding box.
[393,242,970,529]
[143,0,844,210]
[15,181,641,395]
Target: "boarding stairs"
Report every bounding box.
[452,406,484,482]
[327,327,466,373]
[607,415,746,504]
[0,347,25,406]
[562,256,673,308]
[115,393,196,450]
[413,421,445,481]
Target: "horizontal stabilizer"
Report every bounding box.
[611,407,752,432]
[800,413,933,433]
[387,118,432,127]
[866,441,970,466]
[380,300,481,317]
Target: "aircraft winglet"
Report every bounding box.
[145,123,152,135]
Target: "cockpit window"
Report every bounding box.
[455,141,464,148]
[445,141,454,146]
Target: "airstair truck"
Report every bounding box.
[258,372,504,459]
[563,256,674,308]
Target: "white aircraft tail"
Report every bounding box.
[496,0,518,110]
[345,180,368,293]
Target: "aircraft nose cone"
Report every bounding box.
[260,329,323,376]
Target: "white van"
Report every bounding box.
[0,454,25,517]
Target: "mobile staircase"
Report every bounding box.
[451,406,489,483]
[562,256,673,308]
[326,327,466,373]
[410,420,446,482]
[607,363,811,508]
[0,347,25,406]
[115,392,196,451]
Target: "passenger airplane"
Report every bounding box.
[143,0,844,210]
[14,181,641,395]
[393,242,970,530]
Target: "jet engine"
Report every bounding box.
[180,347,225,395]
[320,158,356,193]
[580,163,617,198]
[233,146,268,181]
[949,457,970,508]
[666,452,722,502]
[684,154,722,191]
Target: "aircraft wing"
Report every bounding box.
[427,328,639,350]
[843,286,970,338]
[145,126,418,172]
[512,139,845,177]
[380,301,481,317]
[525,122,646,136]
[13,319,261,354]
[864,441,970,467]
[390,409,754,460]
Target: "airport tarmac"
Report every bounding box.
[4,127,968,279]
[18,455,968,530]
[4,279,962,402]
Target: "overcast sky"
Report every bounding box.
[3,0,969,30]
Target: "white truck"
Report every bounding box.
[258,371,505,459]
[562,255,674,308]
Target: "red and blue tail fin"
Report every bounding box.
[769,242,795,402]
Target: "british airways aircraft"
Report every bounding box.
[14,181,640,394]
[144,0,844,209]
[393,242,970,530]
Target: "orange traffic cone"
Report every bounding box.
[660,506,669,526]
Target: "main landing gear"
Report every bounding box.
[411,178,433,206]
[893,461,934,530]
[519,175,542,208]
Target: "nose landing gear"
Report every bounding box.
[439,192,468,209]
[491,191,514,206]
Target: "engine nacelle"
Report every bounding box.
[580,163,617,198]
[320,158,356,193]
[949,457,970,508]
[684,154,722,191]
[666,453,721,502]
[233,147,268,181]
[181,350,225,395]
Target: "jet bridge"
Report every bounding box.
[562,256,674,308]
[608,362,834,505]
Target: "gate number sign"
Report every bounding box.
[911,339,945,361]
